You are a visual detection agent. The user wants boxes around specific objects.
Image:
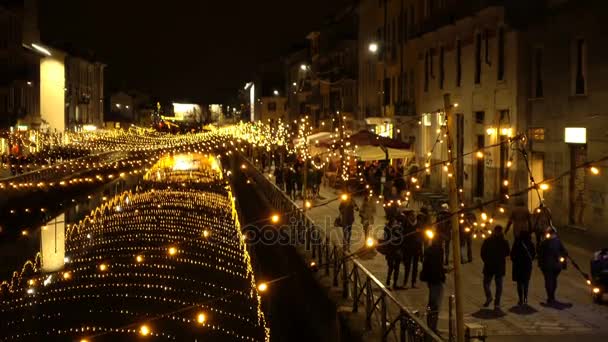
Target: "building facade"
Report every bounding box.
[522,0,608,236]
[0,0,41,129]
[415,3,526,206]
[358,0,419,142]
[0,0,105,132]
[285,5,358,130]
[65,54,105,129]
[257,95,288,123]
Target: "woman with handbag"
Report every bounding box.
[510,230,536,305]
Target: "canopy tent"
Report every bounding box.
[352,145,415,162]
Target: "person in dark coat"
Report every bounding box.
[420,237,446,333]
[460,210,476,264]
[274,166,284,191]
[400,210,422,288]
[339,194,358,250]
[510,230,536,305]
[285,167,296,200]
[537,227,568,304]
[383,218,403,289]
[481,225,510,309]
[532,203,552,247]
[436,203,452,265]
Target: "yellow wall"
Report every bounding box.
[40,55,66,132]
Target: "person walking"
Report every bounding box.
[436,203,452,266]
[460,210,476,264]
[481,225,510,309]
[420,237,446,333]
[505,198,532,239]
[401,210,422,289]
[532,203,553,247]
[274,166,284,191]
[381,218,403,289]
[538,227,568,304]
[510,230,536,305]
[338,194,358,250]
[359,195,376,239]
[285,167,296,200]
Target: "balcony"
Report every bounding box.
[394,101,416,116]
[417,0,507,36]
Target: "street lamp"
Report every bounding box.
[368,42,379,54]
[300,64,308,71]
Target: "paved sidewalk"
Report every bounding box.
[266,172,608,340]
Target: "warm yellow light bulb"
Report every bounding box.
[136,255,144,263]
[196,312,206,324]
[539,184,549,191]
[257,282,268,292]
[591,166,600,175]
[139,324,150,336]
[99,263,108,272]
[425,230,435,240]
[366,237,375,248]
[476,151,484,159]
[168,247,177,256]
[271,214,280,223]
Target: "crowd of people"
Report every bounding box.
[272,160,324,201]
[336,191,566,334]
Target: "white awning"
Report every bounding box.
[353,146,414,161]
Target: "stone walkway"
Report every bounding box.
[265,172,608,340]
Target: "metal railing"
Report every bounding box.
[236,152,443,342]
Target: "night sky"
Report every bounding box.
[39,0,353,104]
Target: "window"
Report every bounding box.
[424,51,429,92]
[573,38,586,95]
[384,77,391,105]
[429,48,435,78]
[497,27,505,81]
[475,32,482,84]
[439,46,445,89]
[403,72,408,100]
[392,77,396,104]
[436,112,445,126]
[456,39,462,87]
[268,102,276,112]
[484,29,491,65]
[529,128,545,142]
[532,47,543,98]
[403,9,408,41]
[475,111,485,124]
[423,113,432,126]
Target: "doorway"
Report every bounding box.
[569,145,587,225]
[529,153,544,211]
[475,135,485,198]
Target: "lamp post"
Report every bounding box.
[444,94,465,342]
